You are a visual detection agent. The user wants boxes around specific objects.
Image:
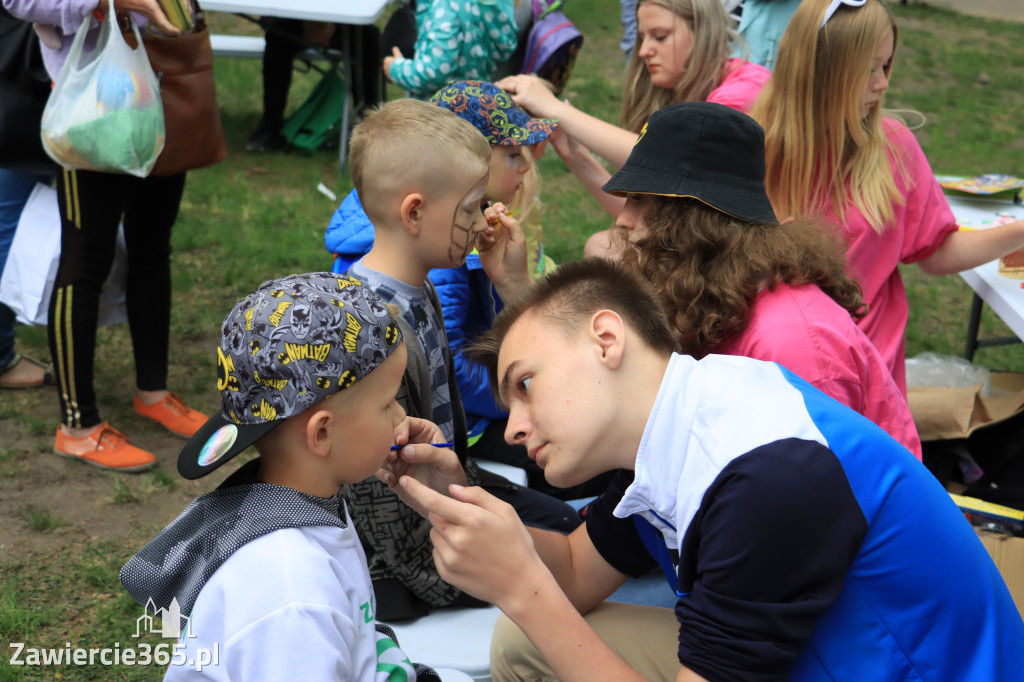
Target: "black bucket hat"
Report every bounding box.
[602,101,778,225]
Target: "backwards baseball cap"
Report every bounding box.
[178,273,403,480]
[602,101,779,225]
[430,80,557,147]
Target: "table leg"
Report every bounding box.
[964,293,984,361]
[337,27,354,172]
[962,292,1023,361]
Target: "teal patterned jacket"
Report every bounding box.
[388,0,518,98]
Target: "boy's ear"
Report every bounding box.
[589,310,626,370]
[400,193,426,237]
[304,407,334,460]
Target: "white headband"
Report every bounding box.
[820,0,868,29]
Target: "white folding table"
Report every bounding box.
[945,194,1024,360]
[202,0,390,170]
[203,0,389,23]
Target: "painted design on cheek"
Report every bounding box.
[450,206,480,262]
[449,179,488,262]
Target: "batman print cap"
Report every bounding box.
[178,272,403,479]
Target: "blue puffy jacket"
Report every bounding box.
[326,189,376,275]
[325,189,506,441]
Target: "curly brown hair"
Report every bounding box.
[619,197,865,357]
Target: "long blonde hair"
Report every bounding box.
[751,0,902,232]
[506,146,539,224]
[621,0,736,133]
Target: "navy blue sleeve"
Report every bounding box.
[675,439,867,682]
[584,470,659,578]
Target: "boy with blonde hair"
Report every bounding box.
[351,98,493,229]
[343,98,579,620]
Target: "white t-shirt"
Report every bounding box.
[164,523,417,681]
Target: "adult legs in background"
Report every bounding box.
[346,23,383,117]
[248,18,304,151]
[249,19,385,151]
[48,169,202,470]
[620,0,638,62]
[51,169,145,430]
[0,168,53,388]
[121,172,187,393]
[489,602,680,682]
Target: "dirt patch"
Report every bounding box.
[0,328,231,571]
[0,404,237,565]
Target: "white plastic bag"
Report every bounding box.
[905,352,995,396]
[0,182,127,326]
[40,0,165,177]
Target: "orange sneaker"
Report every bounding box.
[54,424,157,472]
[134,392,207,438]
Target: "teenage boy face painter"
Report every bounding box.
[385,255,1024,682]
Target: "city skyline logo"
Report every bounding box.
[134,597,196,640]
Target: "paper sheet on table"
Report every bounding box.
[945,194,1024,228]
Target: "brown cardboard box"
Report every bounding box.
[977,531,1024,620]
[908,372,1024,442]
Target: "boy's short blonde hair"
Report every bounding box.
[349,99,491,224]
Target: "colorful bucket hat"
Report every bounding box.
[430,80,557,147]
[178,272,403,479]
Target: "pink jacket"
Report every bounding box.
[716,282,923,458]
[707,58,771,114]
[821,118,958,395]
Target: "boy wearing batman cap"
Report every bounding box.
[120,272,464,681]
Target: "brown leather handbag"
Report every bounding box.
[140,9,226,176]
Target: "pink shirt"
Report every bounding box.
[821,119,958,395]
[707,58,772,114]
[716,282,923,458]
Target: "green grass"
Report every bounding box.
[110,475,140,506]
[0,548,165,682]
[0,574,59,646]
[18,505,64,533]
[1,2,1023,679]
